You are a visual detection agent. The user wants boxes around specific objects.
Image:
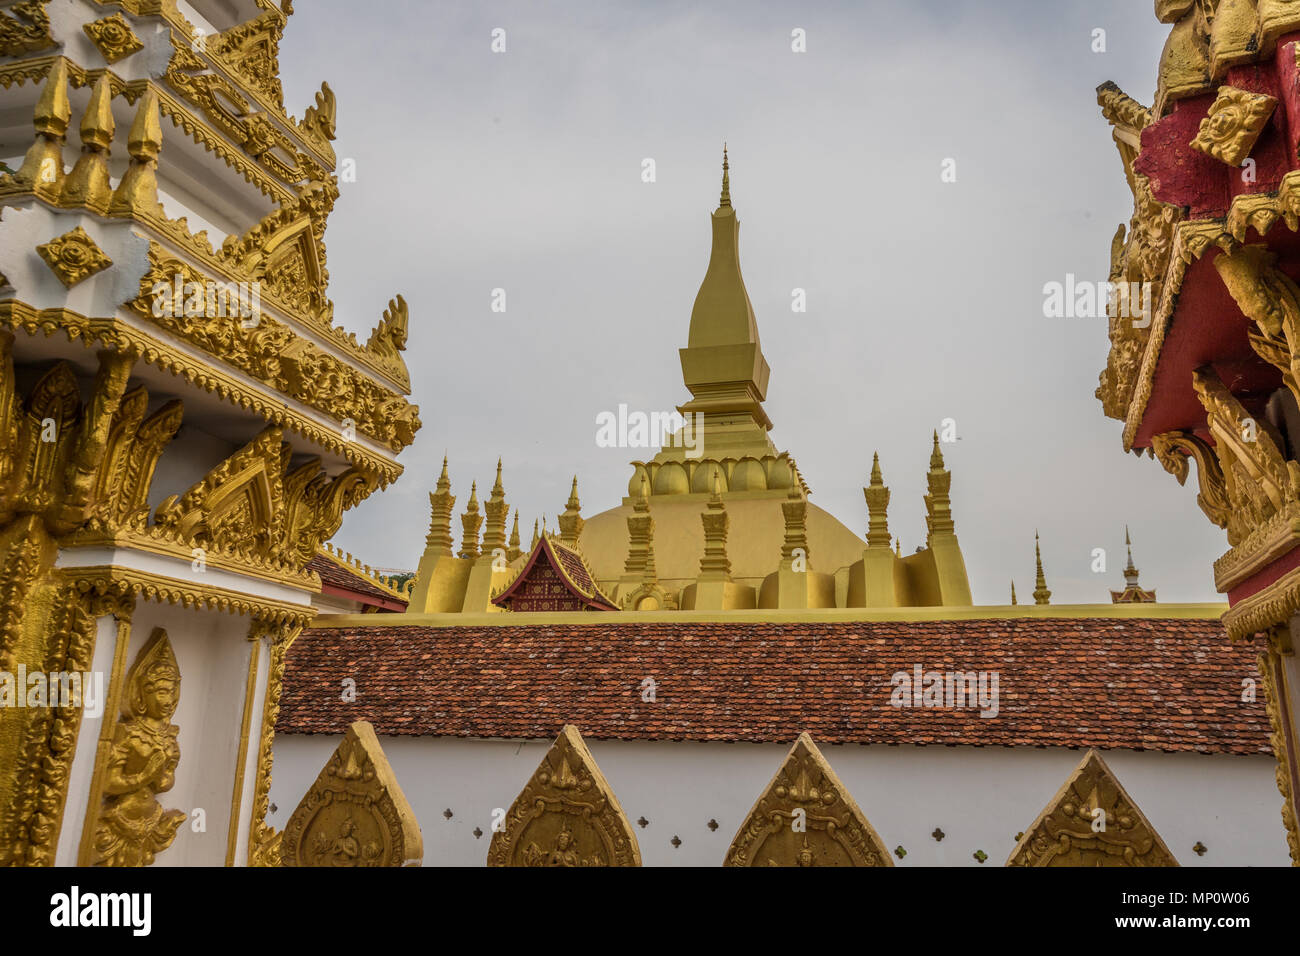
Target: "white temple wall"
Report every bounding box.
[268,735,1292,867]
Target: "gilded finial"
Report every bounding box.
[929,430,945,470]
[566,475,580,511]
[62,73,115,210]
[15,59,71,197]
[108,89,163,217]
[1033,531,1052,606]
[1010,580,1018,605]
[869,451,883,486]
[719,143,731,208]
[530,518,539,550]
[558,475,584,546]
[492,458,504,497]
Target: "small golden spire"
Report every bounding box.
[507,509,522,563]
[109,89,163,217]
[1010,580,1018,605]
[719,143,731,208]
[558,475,584,546]
[1033,531,1052,606]
[895,537,901,557]
[864,451,891,548]
[481,462,509,560]
[63,73,116,211]
[459,481,482,559]
[530,518,539,550]
[924,433,955,540]
[15,58,71,198]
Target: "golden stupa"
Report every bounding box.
[410,150,972,614]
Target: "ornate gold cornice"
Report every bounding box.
[1222,563,1300,640]
[0,301,407,480]
[1213,500,1300,591]
[124,244,418,450]
[63,565,314,627]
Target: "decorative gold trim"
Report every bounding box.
[247,618,303,867]
[75,604,135,866]
[226,632,261,866]
[0,0,54,57]
[36,226,113,288]
[83,13,145,64]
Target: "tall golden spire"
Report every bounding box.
[15,58,71,200]
[558,475,584,546]
[864,452,891,548]
[109,89,162,217]
[1033,531,1052,606]
[62,73,115,211]
[422,455,456,557]
[459,481,482,559]
[678,148,773,438]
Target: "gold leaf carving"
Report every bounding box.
[280,720,422,867]
[0,0,54,56]
[487,724,640,866]
[1007,749,1178,866]
[83,13,145,63]
[90,628,185,866]
[724,732,892,867]
[36,226,112,288]
[1190,85,1277,166]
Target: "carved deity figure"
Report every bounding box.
[91,629,185,867]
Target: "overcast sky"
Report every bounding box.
[275,1,1220,605]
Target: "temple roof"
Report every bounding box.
[277,612,1267,755]
[492,534,617,611]
[307,548,409,612]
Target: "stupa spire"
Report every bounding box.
[480,462,508,559]
[678,148,774,437]
[507,510,522,563]
[459,481,482,559]
[558,475,584,546]
[1033,531,1052,605]
[719,143,731,208]
[864,452,891,548]
[422,455,457,557]
[924,432,956,540]
[699,469,732,581]
[1011,580,1018,605]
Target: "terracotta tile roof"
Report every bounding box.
[307,553,408,610]
[276,617,1271,755]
